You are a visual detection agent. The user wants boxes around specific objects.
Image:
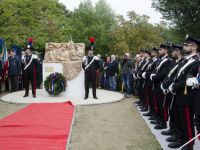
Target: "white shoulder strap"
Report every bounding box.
[141,60,149,70]
[156,58,168,71]
[168,64,179,78]
[177,59,195,77]
[85,56,96,70]
[24,54,34,70]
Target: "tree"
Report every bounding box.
[152,0,200,38]
[0,0,175,57]
[68,0,117,55]
[109,11,164,56]
[0,0,70,51]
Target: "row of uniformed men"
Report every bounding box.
[133,34,200,150]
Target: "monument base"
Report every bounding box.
[43,63,85,98]
[1,89,124,106]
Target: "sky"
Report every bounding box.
[59,0,163,24]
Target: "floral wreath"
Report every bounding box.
[44,72,66,96]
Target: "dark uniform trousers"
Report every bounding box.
[154,83,165,122]
[171,98,180,137]
[196,113,200,134]
[177,104,194,146]
[85,71,97,97]
[166,93,177,129]
[194,91,200,134]
[144,80,152,110]
[24,69,36,96]
[150,83,159,115]
[9,76,19,92]
[138,79,145,104]
[176,91,195,146]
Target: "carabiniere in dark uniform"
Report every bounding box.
[141,47,159,118]
[82,46,99,100]
[168,35,200,149]
[160,44,184,141]
[150,43,172,130]
[22,45,38,98]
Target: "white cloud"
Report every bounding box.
[59,0,163,24]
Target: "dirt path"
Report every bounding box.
[69,98,161,150]
[0,93,28,120]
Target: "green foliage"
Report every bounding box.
[68,0,117,55]
[109,11,164,56]
[0,0,175,56]
[44,72,66,96]
[0,0,70,51]
[152,0,200,38]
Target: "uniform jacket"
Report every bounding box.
[152,55,172,83]
[145,57,159,79]
[22,54,38,72]
[173,54,200,105]
[162,58,183,89]
[82,56,99,72]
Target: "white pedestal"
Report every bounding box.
[43,63,85,98]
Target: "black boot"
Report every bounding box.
[143,112,152,116]
[84,96,88,100]
[148,115,157,120]
[150,120,159,125]
[166,135,178,142]
[181,145,193,150]
[137,104,143,107]
[139,106,145,109]
[135,101,141,104]
[168,140,182,149]
[23,94,28,97]
[154,122,167,130]
[93,96,98,99]
[161,129,174,136]
[140,107,148,112]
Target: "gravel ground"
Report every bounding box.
[0,93,28,120]
[69,97,161,150]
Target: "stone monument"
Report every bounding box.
[43,41,85,97]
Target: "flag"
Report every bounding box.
[0,38,8,64]
[0,38,8,80]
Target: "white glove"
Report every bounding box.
[160,83,164,90]
[150,74,155,81]
[133,74,137,79]
[137,74,141,79]
[115,73,117,77]
[142,72,146,79]
[161,83,168,94]
[186,77,199,88]
[169,84,175,94]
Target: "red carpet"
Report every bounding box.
[0,101,74,150]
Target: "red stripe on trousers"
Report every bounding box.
[185,106,193,146]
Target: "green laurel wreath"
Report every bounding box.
[44,72,66,96]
